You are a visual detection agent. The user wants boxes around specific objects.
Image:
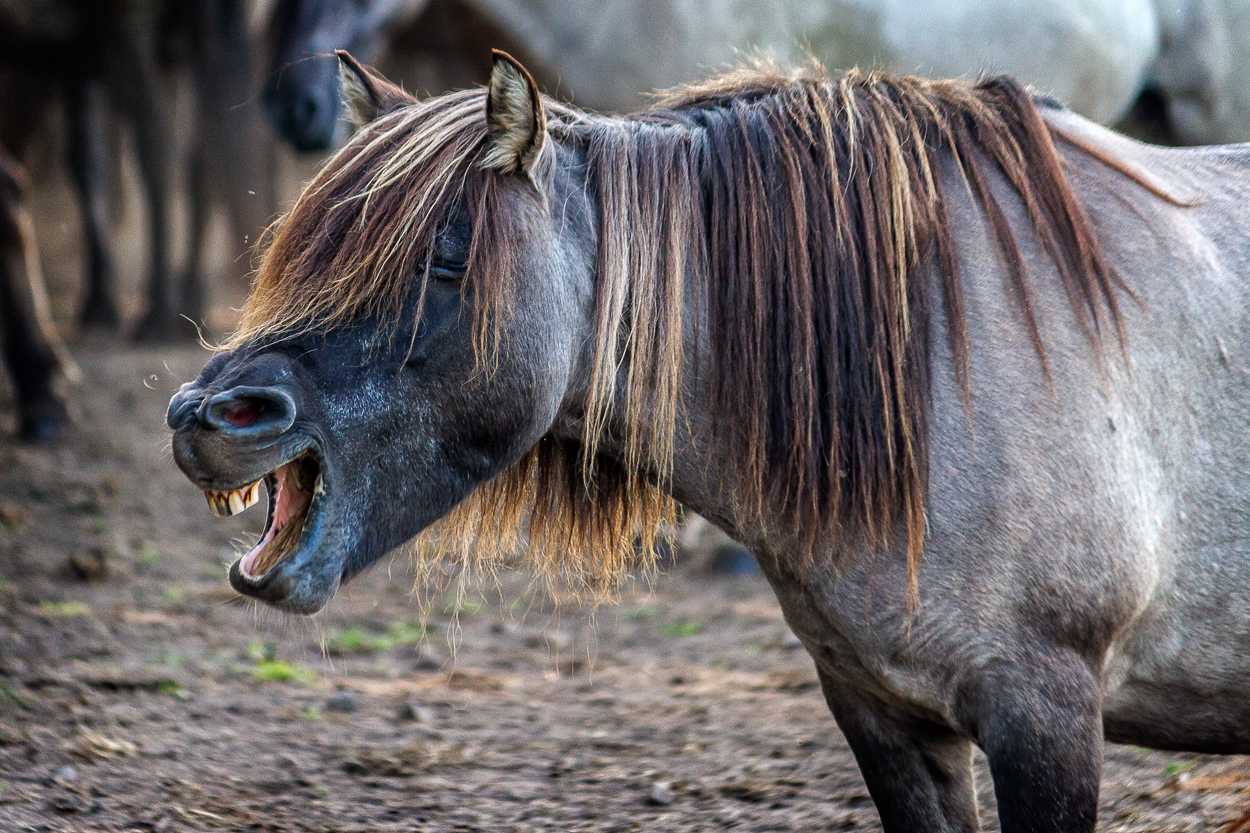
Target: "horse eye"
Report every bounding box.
[428,262,466,283]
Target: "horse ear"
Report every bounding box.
[336,50,414,135]
[483,50,546,176]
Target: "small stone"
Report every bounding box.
[548,756,580,778]
[522,630,572,651]
[414,655,442,672]
[69,548,108,583]
[396,701,434,723]
[647,780,675,806]
[706,544,759,575]
[48,794,86,814]
[325,690,358,713]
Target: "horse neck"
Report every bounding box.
[545,116,762,546]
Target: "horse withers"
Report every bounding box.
[168,52,1250,831]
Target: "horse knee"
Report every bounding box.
[958,652,1102,833]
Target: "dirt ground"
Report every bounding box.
[1,346,1249,833]
[2,175,1250,831]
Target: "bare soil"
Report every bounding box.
[0,339,1248,833]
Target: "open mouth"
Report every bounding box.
[202,452,324,581]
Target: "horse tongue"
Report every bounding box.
[243,462,314,578]
[257,514,304,573]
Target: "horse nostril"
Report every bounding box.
[200,388,297,438]
[220,400,265,428]
[166,384,202,430]
[297,93,319,127]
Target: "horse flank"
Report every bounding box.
[232,61,1141,594]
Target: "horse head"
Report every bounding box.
[172,52,601,612]
[262,0,420,151]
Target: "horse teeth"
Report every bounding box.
[204,484,261,517]
[314,473,324,495]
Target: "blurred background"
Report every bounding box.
[4,0,1250,351]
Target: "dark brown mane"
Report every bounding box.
[234,62,1157,594]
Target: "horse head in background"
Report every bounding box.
[170,51,1250,831]
[263,0,421,150]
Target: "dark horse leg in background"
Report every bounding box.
[185,0,276,296]
[66,80,120,328]
[0,150,73,442]
[0,74,123,332]
[102,11,190,341]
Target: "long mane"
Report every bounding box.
[234,61,1156,595]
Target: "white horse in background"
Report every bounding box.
[260,0,1161,151]
[1149,0,1250,144]
[474,0,1158,121]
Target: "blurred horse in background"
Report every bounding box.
[260,0,1159,152]
[264,0,1250,150]
[262,0,420,151]
[261,0,516,151]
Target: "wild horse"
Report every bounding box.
[169,53,1250,830]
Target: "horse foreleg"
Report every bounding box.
[66,81,119,329]
[195,0,274,289]
[817,670,981,832]
[960,650,1102,833]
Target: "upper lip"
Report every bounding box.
[179,435,317,493]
